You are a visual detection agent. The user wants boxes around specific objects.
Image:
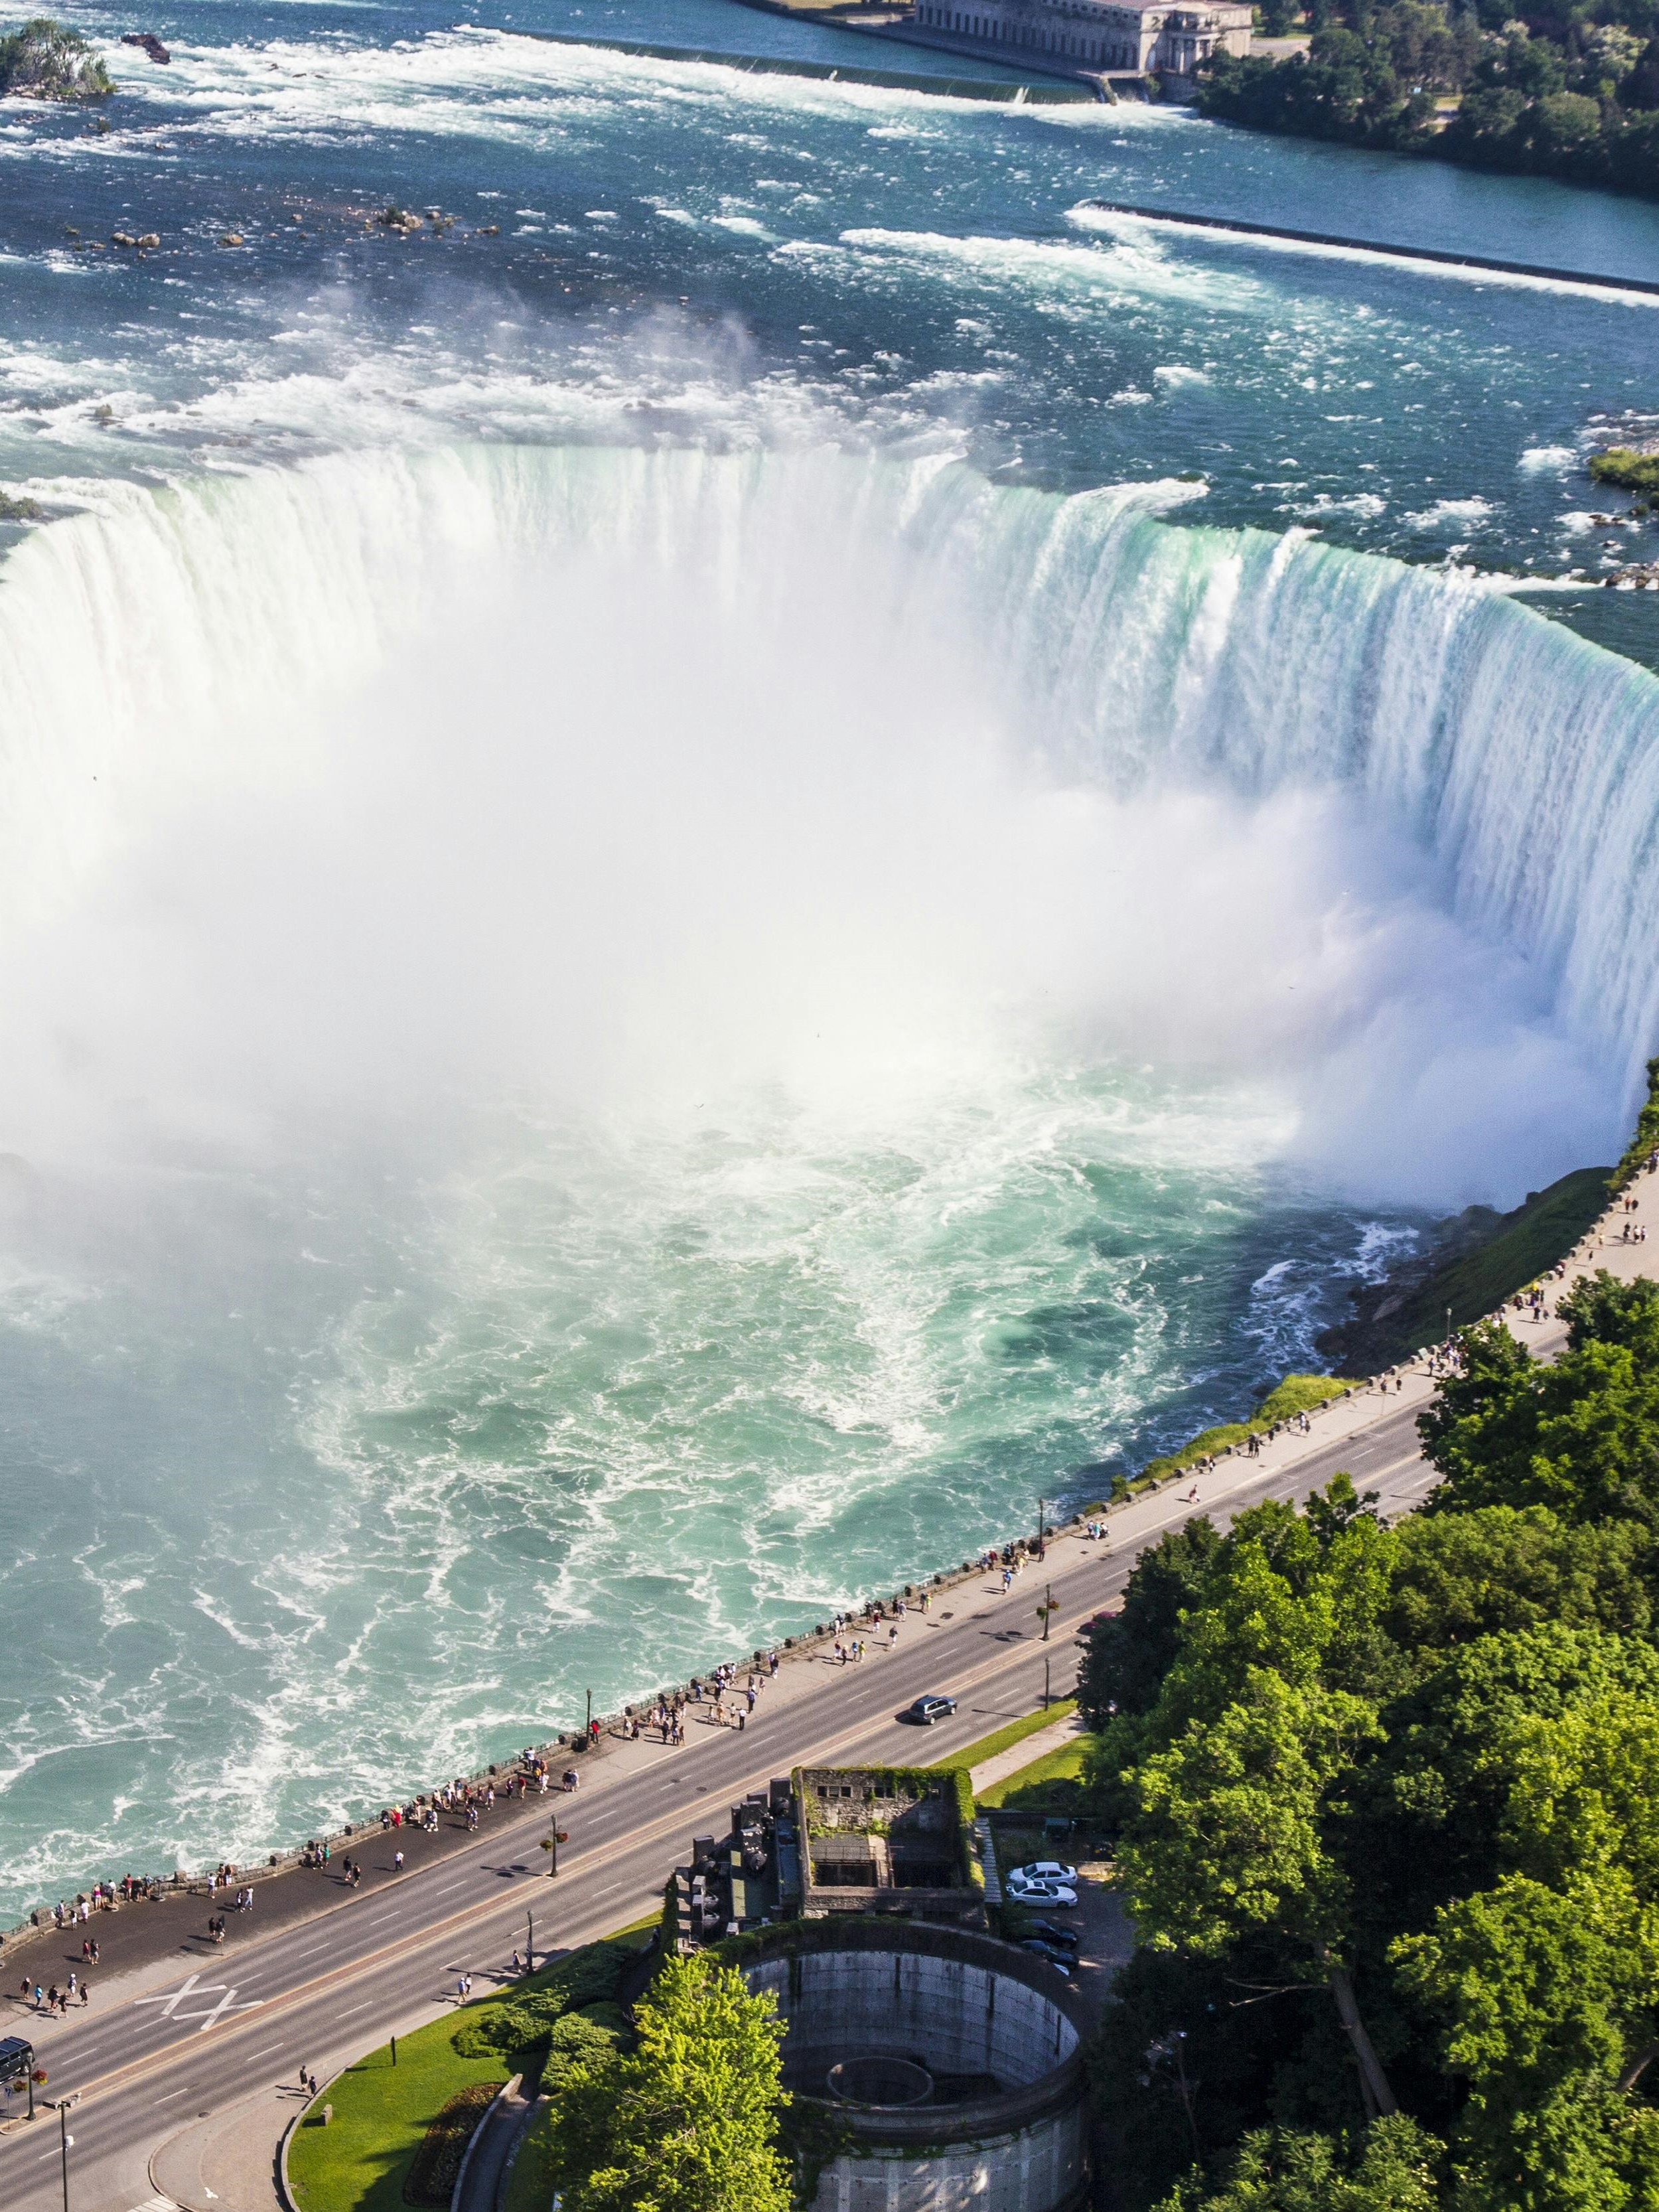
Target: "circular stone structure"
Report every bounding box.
[741,1922,1090,2212]
[827,2055,934,2108]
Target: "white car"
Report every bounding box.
[1006,1875,1078,1907]
[1012,1860,1078,1886]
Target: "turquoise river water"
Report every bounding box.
[1,0,1658,1911]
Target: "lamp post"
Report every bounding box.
[1035,1497,1045,1559]
[48,2096,76,2212]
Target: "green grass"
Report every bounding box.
[977,1730,1093,1811]
[1126,1371,1357,1493]
[925,1696,1077,1777]
[286,1932,648,2212]
[1350,1167,1612,1371]
[1613,1058,1659,1192]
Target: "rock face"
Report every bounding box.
[0,17,115,101]
[119,30,170,61]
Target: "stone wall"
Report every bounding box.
[749,1945,1077,2087]
[737,1925,1090,2212]
[810,2117,1088,2212]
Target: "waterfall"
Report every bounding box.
[3,441,1656,1107]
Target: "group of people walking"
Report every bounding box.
[19,1974,90,2013]
[645,1653,779,1744]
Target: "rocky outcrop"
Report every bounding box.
[119,31,169,62]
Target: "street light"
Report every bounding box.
[47,2095,77,2212]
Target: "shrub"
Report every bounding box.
[0,17,113,100]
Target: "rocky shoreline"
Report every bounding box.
[1316,1163,1611,1374]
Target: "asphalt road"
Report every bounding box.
[0,1397,1437,2212]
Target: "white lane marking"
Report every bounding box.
[243,2044,287,2061]
[153,2087,190,2104]
[133,1972,260,2033]
[334,2002,372,2020]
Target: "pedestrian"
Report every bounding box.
[394,1850,404,1872]
[80,1983,90,2006]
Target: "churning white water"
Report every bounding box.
[0,439,1648,1903]
[0,443,1640,1181]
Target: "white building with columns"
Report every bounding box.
[910,0,1253,74]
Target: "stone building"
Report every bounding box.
[796,1765,987,1925]
[910,0,1252,76]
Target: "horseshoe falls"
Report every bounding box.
[1,0,1659,1909]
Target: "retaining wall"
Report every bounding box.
[737,1924,1089,2212]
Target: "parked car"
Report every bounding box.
[1025,1917,1080,1950]
[1006,1874,1078,1907]
[1011,1859,1078,1885]
[902,1694,958,1725]
[1021,1937,1078,1974]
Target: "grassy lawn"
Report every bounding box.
[977,1730,1092,1811]
[286,1931,649,2212]
[925,1695,1077,1779]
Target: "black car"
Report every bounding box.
[1021,1938,1077,1973]
[1025,1918,1080,1950]
[903,1694,958,1725]
[0,2035,35,2084]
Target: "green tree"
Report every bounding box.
[1116,1670,1398,2114]
[1419,1317,1659,1527]
[1077,1516,1224,1727]
[545,1953,792,2212]
[1394,1874,1659,2212]
[1153,2113,1441,2210]
[0,17,112,99]
[1348,1625,1659,1936]
[1383,1506,1656,1659]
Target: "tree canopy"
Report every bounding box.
[543,1952,792,2212]
[1090,1273,1659,2210]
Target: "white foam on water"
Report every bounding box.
[0,437,1648,1906]
[1066,202,1659,310]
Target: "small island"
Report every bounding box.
[0,17,113,102]
[1589,445,1659,494]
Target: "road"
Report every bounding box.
[0,1393,1439,2212]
